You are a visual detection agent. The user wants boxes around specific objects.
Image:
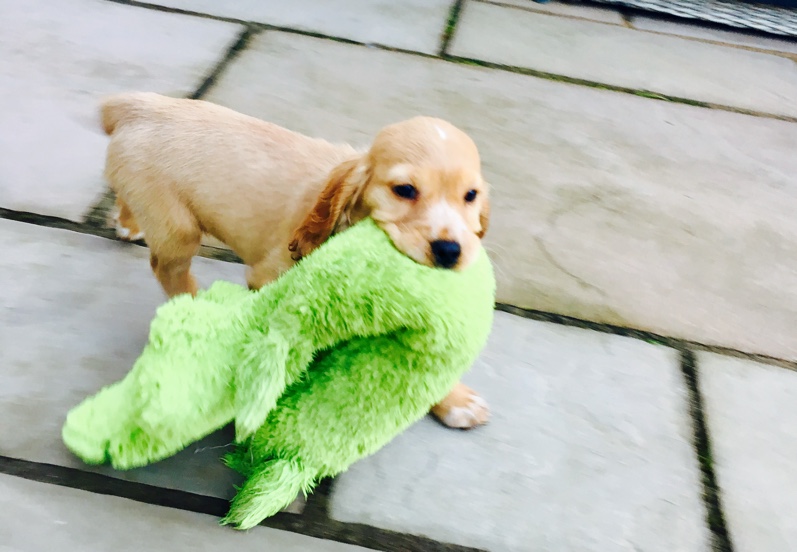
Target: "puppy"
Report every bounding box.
[102,92,491,429]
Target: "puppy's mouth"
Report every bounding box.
[375,220,469,271]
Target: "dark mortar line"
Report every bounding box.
[440,55,797,122]
[102,0,797,123]
[0,456,231,517]
[496,304,797,371]
[105,0,251,25]
[439,0,466,56]
[0,456,484,552]
[618,6,635,27]
[301,476,334,519]
[190,27,259,100]
[3,207,796,371]
[679,350,735,552]
[1,207,119,240]
[0,207,242,263]
[83,189,116,232]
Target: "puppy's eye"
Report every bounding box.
[464,189,478,203]
[392,184,418,200]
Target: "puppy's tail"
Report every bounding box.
[100,92,160,135]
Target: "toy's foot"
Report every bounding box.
[107,428,178,470]
[431,382,490,429]
[62,421,110,466]
[64,415,178,470]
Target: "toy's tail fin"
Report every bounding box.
[221,458,316,530]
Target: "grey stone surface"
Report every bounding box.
[0,219,252,500]
[330,312,709,552]
[450,1,797,118]
[139,0,452,54]
[204,31,797,359]
[699,354,797,551]
[630,14,797,54]
[486,0,625,24]
[0,0,242,221]
[0,475,364,551]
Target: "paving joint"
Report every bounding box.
[101,0,797,123]
[439,0,465,56]
[618,6,636,27]
[190,26,260,100]
[0,207,242,263]
[442,54,797,122]
[496,303,797,371]
[0,455,486,552]
[679,350,735,552]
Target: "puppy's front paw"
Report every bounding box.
[431,383,490,430]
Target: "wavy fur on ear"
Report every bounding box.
[288,158,366,261]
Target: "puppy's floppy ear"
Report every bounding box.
[477,193,490,239]
[289,157,366,260]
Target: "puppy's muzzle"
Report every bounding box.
[431,240,461,269]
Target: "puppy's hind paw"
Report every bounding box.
[441,394,490,429]
[112,209,145,242]
[432,384,490,430]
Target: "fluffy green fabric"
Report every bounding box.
[62,218,495,529]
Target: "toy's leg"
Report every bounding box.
[221,458,315,530]
[430,381,490,429]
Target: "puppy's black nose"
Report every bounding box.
[430,240,461,269]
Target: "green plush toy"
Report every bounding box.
[62,218,495,529]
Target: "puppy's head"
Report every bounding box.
[289,116,489,271]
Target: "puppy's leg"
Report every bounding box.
[150,252,199,298]
[144,205,202,298]
[113,197,145,241]
[430,381,490,429]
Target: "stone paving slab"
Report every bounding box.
[450,1,797,118]
[698,354,797,551]
[203,31,797,359]
[0,474,364,551]
[0,0,242,221]
[0,219,253,500]
[329,312,709,552]
[630,14,797,54]
[137,0,452,54]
